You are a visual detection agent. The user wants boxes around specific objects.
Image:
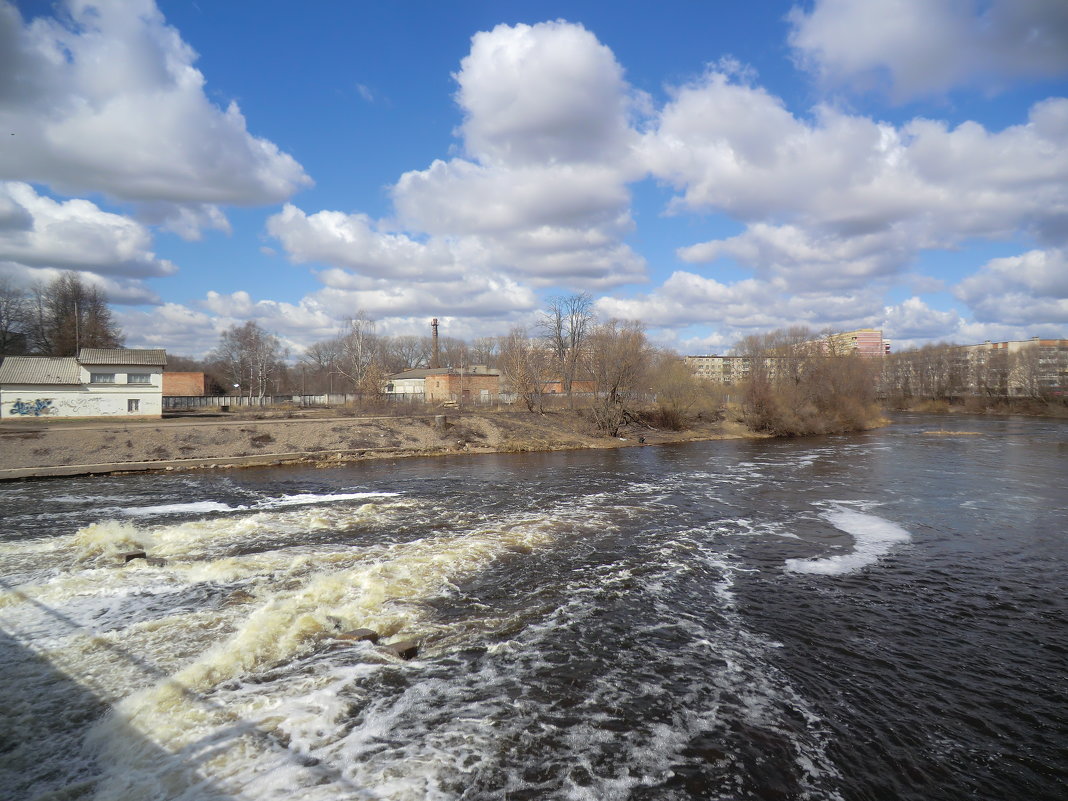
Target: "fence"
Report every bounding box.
[163,392,517,410]
[163,394,357,409]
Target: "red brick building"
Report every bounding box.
[162,372,206,396]
[424,369,501,403]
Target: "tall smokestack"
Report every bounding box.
[430,317,440,369]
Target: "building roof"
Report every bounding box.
[78,348,167,366]
[388,367,501,380]
[388,368,453,380]
[0,356,81,385]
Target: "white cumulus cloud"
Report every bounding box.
[643,69,1068,296]
[789,0,1068,100]
[0,0,310,236]
[595,271,884,346]
[271,20,648,309]
[955,248,1068,324]
[0,182,174,300]
[455,20,639,167]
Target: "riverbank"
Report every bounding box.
[892,397,1068,417]
[0,408,755,480]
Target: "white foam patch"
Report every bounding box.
[785,508,911,575]
[253,491,399,509]
[113,491,400,518]
[119,501,235,517]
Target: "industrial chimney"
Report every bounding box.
[430,317,440,369]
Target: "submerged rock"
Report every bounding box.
[335,628,379,643]
[380,640,419,660]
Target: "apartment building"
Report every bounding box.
[954,338,1067,397]
[686,329,887,385]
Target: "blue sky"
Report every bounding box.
[1,0,1066,357]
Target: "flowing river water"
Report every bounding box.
[0,414,1065,801]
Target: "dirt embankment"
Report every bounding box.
[0,409,753,480]
[892,398,1068,418]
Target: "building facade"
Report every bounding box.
[684,355,753,385]
[686,329,888,385]
[384,365,502,403]
[162,371,206,396]
[0,348,167,419]
[824,328,890,357]
[952,338,1066,397]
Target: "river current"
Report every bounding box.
[0,414,1065,800]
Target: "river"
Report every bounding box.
[0,414,1065,800]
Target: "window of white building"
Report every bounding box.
[90,373,116,384]
[128,399,140,412]
[128,373,151,384]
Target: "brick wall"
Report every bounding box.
[163,372,205,396]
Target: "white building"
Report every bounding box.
[0,348,167,419]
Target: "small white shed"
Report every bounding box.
[0,348,167,419]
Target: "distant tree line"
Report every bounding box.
[736,326,884,436]
[0,272,123,357]
[1,272,901,437]
[168,292,715,436]
[880,342,1062,405]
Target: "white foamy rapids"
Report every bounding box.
[785,508,912,575]
[58,499,407,566]
[116,501,235,517]
[83,513,576,801]
[113,490,400,518]
[261,534,843,801]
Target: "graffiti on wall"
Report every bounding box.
[10,398,54,416]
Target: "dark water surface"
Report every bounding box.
[1,414,1065,800]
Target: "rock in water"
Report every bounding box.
[380,640,419,659]
[336,628,380,643]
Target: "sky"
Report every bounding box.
[1,0,1067,358]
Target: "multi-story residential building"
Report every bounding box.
[824,328,890,357]
[686,329,887,385]
[955,338,1067,397]
[684,355,752,385]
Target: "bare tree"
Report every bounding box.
[0,277,29,355]
[735,325,816,387]
[649,351,705,429]
[26,272,123,356]
[585,319,652,436]
[437,336,467,369]
[1011,345,1045,400]
[739,326,881,435]
[301,338,342,394]
[335,313,380,393]
[499,327,554,412]
[387,334,431,370]
[539,292,595,407]
[469,336,499,367]
[910,343,965,400]
[212,321,284,400]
